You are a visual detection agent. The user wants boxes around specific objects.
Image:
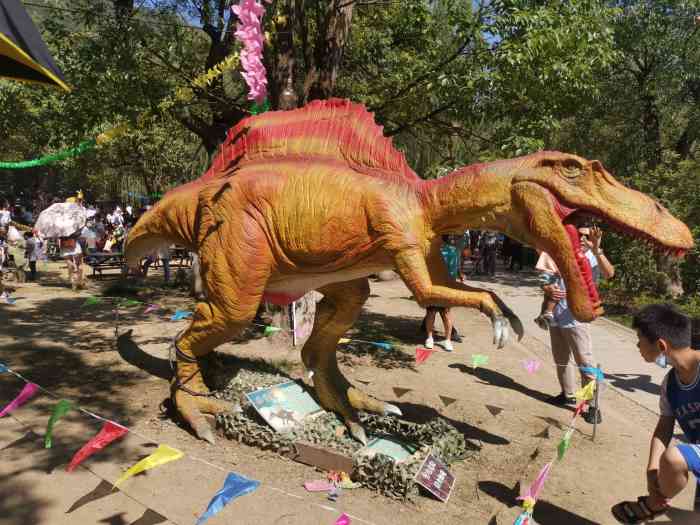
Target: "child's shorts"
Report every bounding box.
[676,444,700,481]
[538,272,558,286]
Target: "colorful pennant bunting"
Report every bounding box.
[557,429,574,461]
[67,421,128,472]
[580,366,605,382]
[45,399,73,448]
[83,296,102,307]
[264,326,282,336]
[338,338,351,344]
[0,382,39,417]
[144,304,161,314]
[471,354,489,369]
[0,362,7,373]
[519,461,552,503]
[415,347,435,365]
[575,381,596,403]
[195,472,260,524]
[115,444,183,487]
[335,513,351,525]
[523,359,542,374]
[171,310,193,321]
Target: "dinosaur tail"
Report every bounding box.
[124,188,198,268]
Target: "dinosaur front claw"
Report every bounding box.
[383,402,403,416]
[492,316,510,349]
[173,380,234,444]
[347,420,368,446]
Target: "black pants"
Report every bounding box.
[483,250,497,275]
[28,261,37,281]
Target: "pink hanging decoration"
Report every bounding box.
[232,0,272,104]
[335,513,351,525]
[523,359,542,374]
[0,383,39,417]
[518,462,553,503]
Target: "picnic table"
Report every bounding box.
[84,251,126,279]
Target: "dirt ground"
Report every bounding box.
[0,262,697,524]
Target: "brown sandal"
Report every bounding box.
[611,496,667,524]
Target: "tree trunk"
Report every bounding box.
[655,253,684,298]
[305,1,354,101]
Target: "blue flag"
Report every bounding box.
[170,310,193,321]
[0,362,6,373]
[580,366,604,381]
[196,472,260,525]
[371,341,392,350]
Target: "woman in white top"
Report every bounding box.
[60,235,84,290]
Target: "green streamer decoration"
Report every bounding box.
[0,139,96,169]
[45,399,73,449]
[250,99,270,115]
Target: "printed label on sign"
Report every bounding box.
[414,453,455,502]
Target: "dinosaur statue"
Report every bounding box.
[125,99,693,444]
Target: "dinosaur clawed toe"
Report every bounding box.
[173,389,234,445]
[492,316,510,349]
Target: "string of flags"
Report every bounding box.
[513,377,599,524]
[0,360,359,524]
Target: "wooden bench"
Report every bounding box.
[84,252,126,279]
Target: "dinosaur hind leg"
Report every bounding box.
[173,234,271,443]
[302,278,401,445]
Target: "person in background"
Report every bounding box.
[424,235,462,352]
[479,230,499,276]
[24,231,38,281]
[542,225,614,424]
[0,199,11,229]
[60,232,84,291]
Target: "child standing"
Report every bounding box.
[612,304,700,523]
[424,235,461,352]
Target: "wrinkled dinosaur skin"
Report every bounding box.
[125,99,693,444]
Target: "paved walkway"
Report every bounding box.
[467,267,667,416]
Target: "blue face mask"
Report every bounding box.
[655,353,668,369]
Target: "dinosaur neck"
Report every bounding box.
[420,165,513,235]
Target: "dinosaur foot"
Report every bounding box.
[173,389,232,444]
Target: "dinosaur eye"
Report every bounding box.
[560,163,581,179]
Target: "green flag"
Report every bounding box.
[264,326,282,336]
[45,399,72,448]
[557,429,574,461]
[82,296,102,307]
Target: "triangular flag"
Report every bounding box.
[393,387,412,398]
[171,310,193,321]
[335,513,351,525]
[371,341,392,350]
[416,347,435,365]
[574,400,588,418]
[0,383,39,417]
[0,362,7,373]
[514,511,532,525]
[485,405,503,417]
[518,461,552,502]
[114,444,183,487]
[195,472,261,524]
[338,338,351,344]
[82,296,102,307]
[263,326,282,336]
[45,399,73,448]
[523,359,542,374]
[472,354,489,369]
[580,366,605,382]
[67,421,128,472]
[439,395,458,408]
[557,429,574,461]
[575,381,596,403]
[144,304,161,314]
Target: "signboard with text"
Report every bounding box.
[414,453,455,502]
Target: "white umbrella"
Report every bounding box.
[35,202,86,239]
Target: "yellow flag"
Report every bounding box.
[114,444,183,488]
[575,381,596,402]
[338,338,351,344]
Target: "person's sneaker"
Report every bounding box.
[583,406,602,424]
[442,340,454,352]
[424,336,434,349]
[547,392,576,407]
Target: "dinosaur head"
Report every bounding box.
[507,152,693,322]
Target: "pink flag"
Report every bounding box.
[144,304,161,314]
[416,347,435,365]
[0,383,39,417]
[518,462,553,502]
[335,513,351,525]
[523,359,541,374]
[66,421,128,472]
